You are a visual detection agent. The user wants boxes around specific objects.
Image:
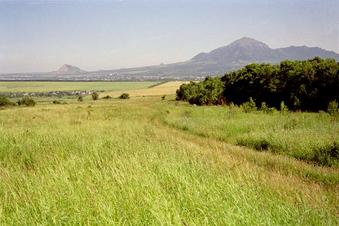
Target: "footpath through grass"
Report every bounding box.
[162,103,339,167]
[0,97,338,225]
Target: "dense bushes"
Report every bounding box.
[176,77,224,105]
[177,57,339,112]
[0,96,16,107]
[17,97,36,106]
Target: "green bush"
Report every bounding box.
[241,97,257,113]
[91,92,99,100]
[0,96,16,107]
[119,93,130,99]
[78,96,84,102]
[260,102,276,114]
[17,97,36,106]
[280,101,289,113]
[327,100,338,115]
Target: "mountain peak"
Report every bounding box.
[229,37,270,48]
[56,64,84,74]
[191,37,272,62]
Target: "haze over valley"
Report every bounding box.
[1,37,339,81]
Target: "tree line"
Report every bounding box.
[176,57,339,112]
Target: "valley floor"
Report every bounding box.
[0,95,338,225]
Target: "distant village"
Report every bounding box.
[1,90,102,98]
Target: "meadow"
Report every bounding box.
[0,81,157,92]
[0,82,338,225]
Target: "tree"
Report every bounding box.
[91,92,99,100]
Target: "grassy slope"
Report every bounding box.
[0,96,338,225]
[0,81,157,92]
[162,103,339,167]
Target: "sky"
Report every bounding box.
[0,0,338,73]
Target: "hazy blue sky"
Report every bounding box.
[0,0,338,73]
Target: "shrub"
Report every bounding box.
[17,97,36,106]
[260,102,275,114]
[91,92,99,100]
[327,100,338,115]
[280,101,289,113]
[119,93,130,99]
[161,95,166,100]
[102,95,112,99]
[310,142,339,167]
[78,96,83,102]
[53,100,67,104]
[53,100,62,104]
[241,97,257,113]
[0,96,16,107]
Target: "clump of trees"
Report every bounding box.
[176,77,224,105]
[177,57,339,112]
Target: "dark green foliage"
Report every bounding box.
[91,92,99,100]
[102,95,112,99]
[222,57,339,111]
[0,96,16,107]
[17,97,36,106]
[177,57,339,112]
[176,77,224,105]
[78,96,84,102]
[119,93,130,99]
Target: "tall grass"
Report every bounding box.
[162,103,339,167]
[0,97,337,225]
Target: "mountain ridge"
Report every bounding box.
[1,37,339,80]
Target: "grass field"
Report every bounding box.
[162,104,339,167]
[100,81,187,98]
[0,81,157,92]
[0,82,338,225]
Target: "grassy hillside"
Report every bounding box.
[162,104,339,167]
[0,83,338,225]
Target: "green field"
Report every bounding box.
[0,81,157,92]
[0,82,338,225]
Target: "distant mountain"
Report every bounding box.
[185,37,339,74]
[54,64,85,75]
[1,38,339,80]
